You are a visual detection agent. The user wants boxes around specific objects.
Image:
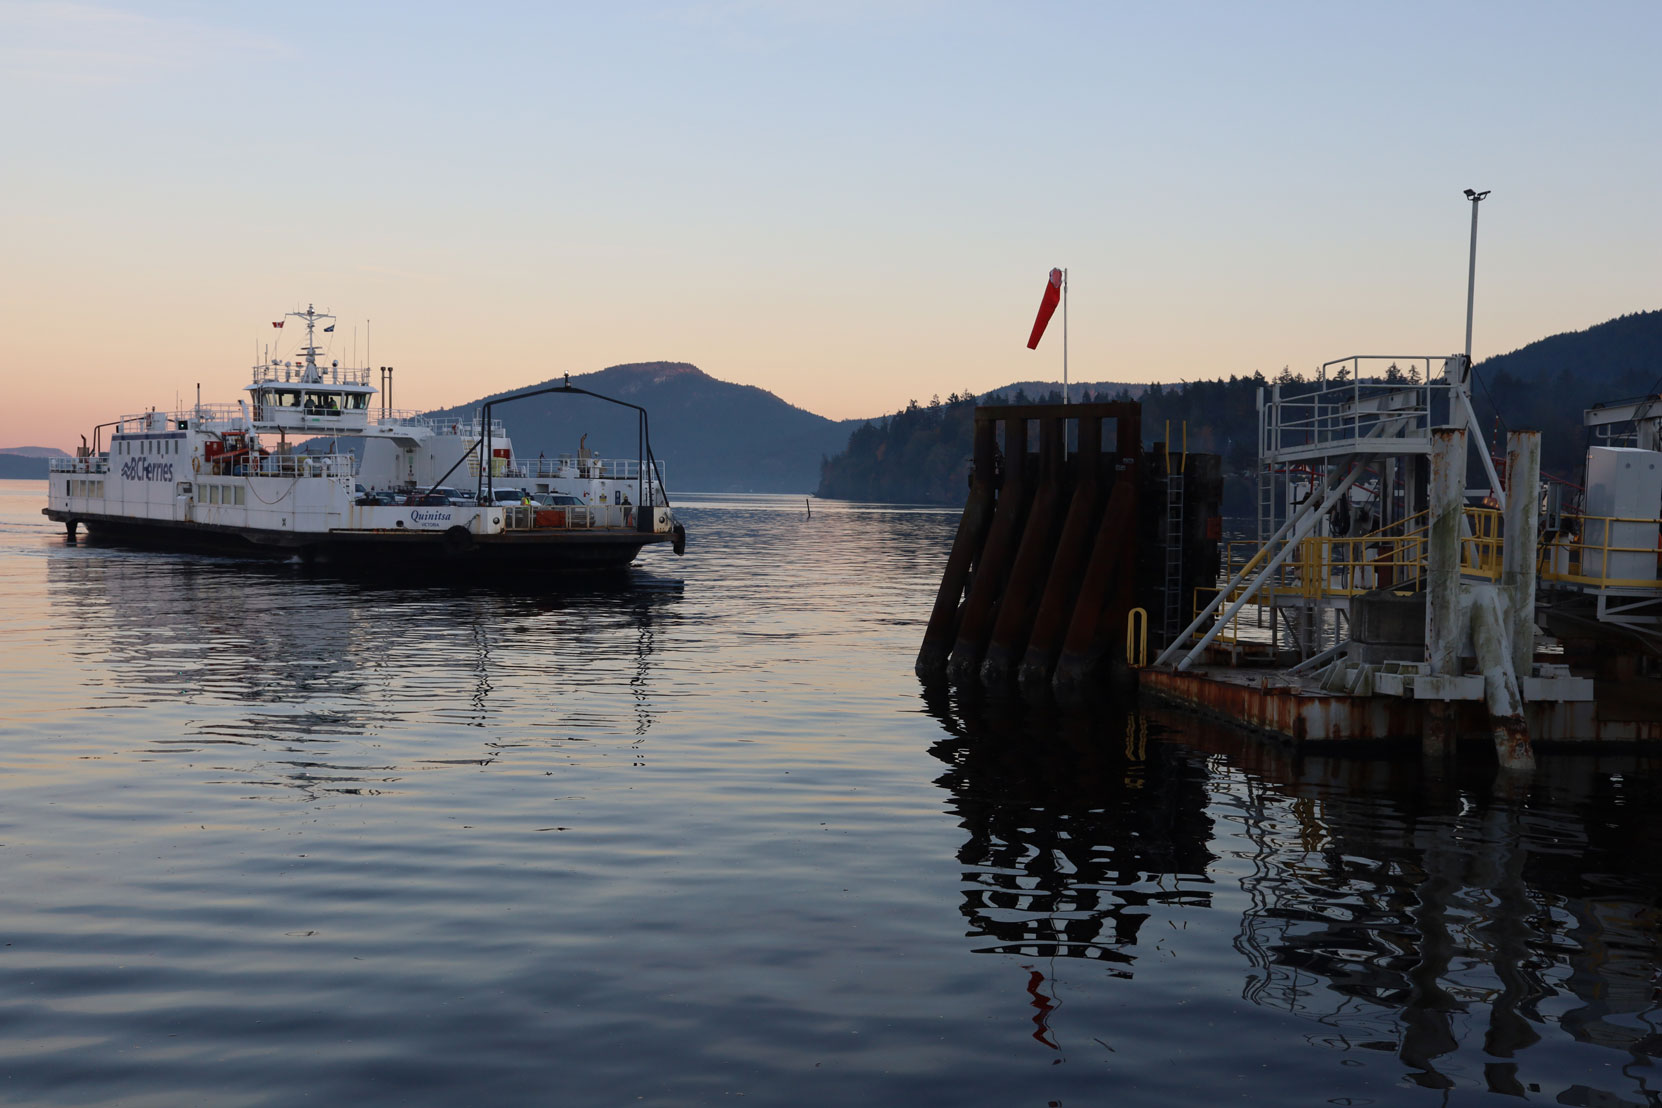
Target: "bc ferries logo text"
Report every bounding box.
[120,458,174,482]
[409,509,453,524]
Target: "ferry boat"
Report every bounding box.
[43,305,686,569]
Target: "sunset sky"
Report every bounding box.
[4,1,1659,450]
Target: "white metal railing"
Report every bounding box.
[489,456,660,482]
[179,404,248,430]
[50,457,109,473]
[251,364,373,387]
[245,453,360,478]
[1260,359,1448,462]
[500,503,667,533]
[395,416,510,439]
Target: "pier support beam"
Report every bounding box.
[1426,427,1466,678]
[1051,468,1138,697]
[947,416,1032,682]
[916,418,999,677]
[1016,419,1110,694]
[981,416,1068,686]
[1500,430,1541,679]
[1471,587,1536,771]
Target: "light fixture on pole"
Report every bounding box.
[1462,189,1490,367]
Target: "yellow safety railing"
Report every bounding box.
[1461,507,1505,580]
[1186,507,1662,647]
[1540,513,1662,590]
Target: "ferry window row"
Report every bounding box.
[116,439,180,455]
[255,390,370,414]
[67,479,104,497]
[201,483,246,506]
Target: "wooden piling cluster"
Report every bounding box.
[916,402,1146,697]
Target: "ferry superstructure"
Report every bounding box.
[44,305,686,569]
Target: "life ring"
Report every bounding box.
[191,455,200,474]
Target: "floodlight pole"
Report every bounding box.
[1463,189,1489,366]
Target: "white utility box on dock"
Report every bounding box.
[1582,446,1662,586]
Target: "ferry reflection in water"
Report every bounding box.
[43,550,679,799]
[924,687,1662,1101]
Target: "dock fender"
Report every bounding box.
[443,525,475,556]
[672,523,687,556]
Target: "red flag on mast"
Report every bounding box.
[272,321,284,328]
[1026,268,1063,349]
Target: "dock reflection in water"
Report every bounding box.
[41,551,680,800]
[925,688,1662,1102]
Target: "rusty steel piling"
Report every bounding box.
[1051,469,1139,697]
[916,418,999,677]
[979,415,1069,686]
[945,415,1034,683]
[920,400,1192,697]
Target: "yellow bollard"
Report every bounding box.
[1125,606,1149,669]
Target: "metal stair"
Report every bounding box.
[1162,472,1185,639]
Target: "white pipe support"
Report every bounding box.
[1427,427,1467,676]
[1501,431,1542,681]
[1470,586,1536,771]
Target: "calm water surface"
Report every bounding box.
[2,479,1661,1106]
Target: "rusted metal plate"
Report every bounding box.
[1140,667,1662,747]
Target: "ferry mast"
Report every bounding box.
[287,304,336,383]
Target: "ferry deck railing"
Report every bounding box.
[50,457,109,474]
[472,455,663,483]
[500,503,659,533]
[242,454,360,479]
[251,364,373,387]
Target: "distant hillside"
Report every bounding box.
[0,455,49,479]
[426,362,860,493]
[1468,309,1662,480]
[999,380,1152,402]
[0,447,70,459]
[816,382,1263,507]
[818,309,1662,506]
[0,447,64,479]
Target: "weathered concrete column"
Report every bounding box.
[1426,427,1467,676]
[1471,586,1536,772]
[1500,431,1541,680]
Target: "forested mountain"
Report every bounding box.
[815,381,1270,508]
[427,362,860,493]
[816,309,1662,507]
[1468,310,1662,481]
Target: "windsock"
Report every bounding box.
[1026,268,1063,349]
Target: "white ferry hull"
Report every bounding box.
[49,508,674,569]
